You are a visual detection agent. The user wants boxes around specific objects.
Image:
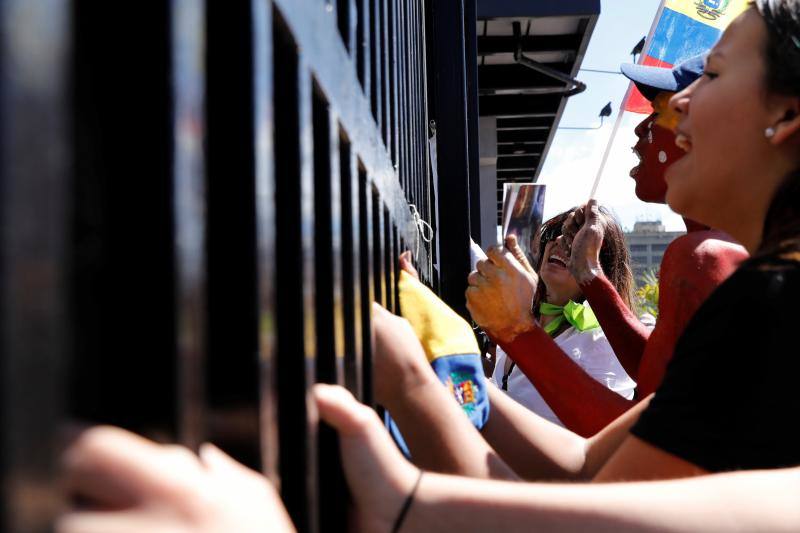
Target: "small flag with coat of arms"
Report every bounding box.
[385,270,490,457]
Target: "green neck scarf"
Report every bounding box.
[539,300,600,337]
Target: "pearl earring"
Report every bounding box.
[765,126,776,138]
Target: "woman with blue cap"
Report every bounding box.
[463,53,748,438]
[563,53,749,400]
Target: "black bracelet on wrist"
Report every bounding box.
[391,469,424,533]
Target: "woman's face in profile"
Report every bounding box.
[664,8,779,233]
[630,101,682,204]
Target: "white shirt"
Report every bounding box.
[490,325,637,427]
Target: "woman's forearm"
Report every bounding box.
[481,383,588,481]
[385,365,517,480]
[404,468,800,533]
[501,327,636,437]
[482,384,651,483]
[581,275,650,378]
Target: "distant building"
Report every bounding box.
[625,221,685,284]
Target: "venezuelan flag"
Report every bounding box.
[625,0,749,113]
[386,270,491,457]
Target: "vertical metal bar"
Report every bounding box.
[336,0,351,53]
[358,169,375,406]
[272,13,318,529]
[420,0,429,227]
[408,0,419,208]
[409,0,418,213]
[314,103,347,532]
[427,0,472,317]
[393,226,401,312]
[298,58,319,533]
[415,0,425,225]
[173,0,207,452]
[357,0,370,95]
[405,0,414,199]
[341,143,363,398]
[330,121,345,387]
[383,208,395,312]
[380,0,390,146]
[70,1,176,438]
[370,0,382,128]
[408,0,417,201]
[463,0,481,242]
[404,0,413,200]
[420,0,435,284]
[388,0,399,166]
[313,98,345,386]
[252,0,279,480]
[372,188,385,306]
[206,0,263,469]
[0,0,70,530]
[403,0,413,196]
[349,0,358,62]
[396,0,406,193]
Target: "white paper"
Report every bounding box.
[470,238,487,271]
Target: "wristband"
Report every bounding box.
[391,469,424,533]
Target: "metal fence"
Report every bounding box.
[0,1,479,531]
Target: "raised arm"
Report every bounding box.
[580,275,651,377]
[561,201,650,378]
[466,243,638,436]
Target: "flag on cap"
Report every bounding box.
[625,0,750,113]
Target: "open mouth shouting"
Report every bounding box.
[675,128,693,153]
[630,145,643,177]
[547,251,569,269]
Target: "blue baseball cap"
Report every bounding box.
[620,53,706,102]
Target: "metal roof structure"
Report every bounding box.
[475,0,600,227]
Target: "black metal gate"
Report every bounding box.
[0,0,479,531]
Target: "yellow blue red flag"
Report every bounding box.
[625,0,749,113]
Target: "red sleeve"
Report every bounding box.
[635,232,747,396]
[498,327,634,438]
[580,275,650,378]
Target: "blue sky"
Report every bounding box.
[537,0,687,231]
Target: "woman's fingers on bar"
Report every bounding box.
[62,426,200,508]
[398,251,420,279]
[313,384,380,438]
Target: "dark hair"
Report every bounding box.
[531,207,636,328]
[754,0,800,255]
